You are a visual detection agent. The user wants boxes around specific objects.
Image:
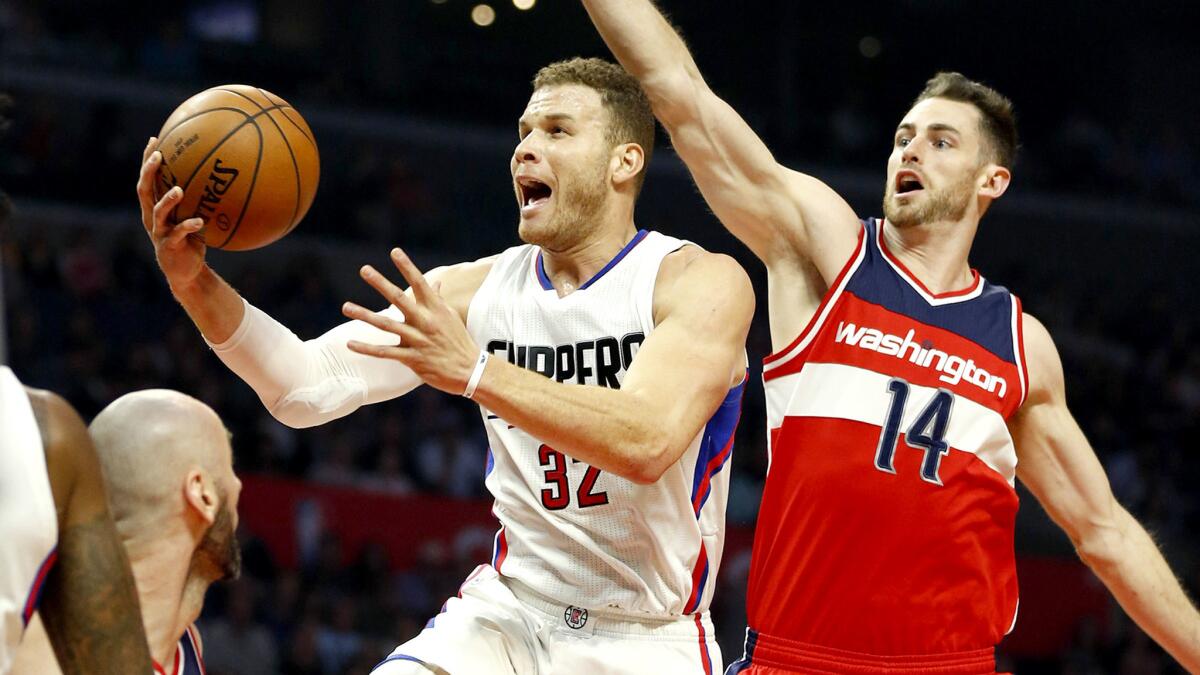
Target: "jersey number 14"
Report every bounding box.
[874,378,954,485]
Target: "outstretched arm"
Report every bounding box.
[580,0,860,278]
[1012,315,1200,672]
[344,247,753,484]
[138,136,460,428]
[29,389,152,675]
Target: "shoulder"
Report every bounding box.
[23,387,95,523]
[653,245,754,325]
[1019,312,1066,407]
[24,387,91,475]
[425,254,499,320]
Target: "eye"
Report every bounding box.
[550,126,567,136]
[934,139,951,149]
[896,137,911,147]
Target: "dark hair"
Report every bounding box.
[533,57,656,192]
[916,72,1018,169]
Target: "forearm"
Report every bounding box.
[471,357,675,484]
[209,300,422,428]
[40,516,151,675]
[169,265,246,344]
[581,0,702,103]
[1079,508,1200,672]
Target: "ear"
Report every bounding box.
[978,164,1011,200]
[610,143,645,189]
[184,468,219,526]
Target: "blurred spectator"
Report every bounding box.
[200,579,279,675]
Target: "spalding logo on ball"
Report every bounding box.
[153,84,320,251]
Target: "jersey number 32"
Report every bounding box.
[539,445,610,510]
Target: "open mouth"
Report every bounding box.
[518,177,553,210]
[896,171,924,195]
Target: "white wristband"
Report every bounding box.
[462,350,490,399]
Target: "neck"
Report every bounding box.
[881,215,978,294]
[127,535,213,667]
[539,206,638,297]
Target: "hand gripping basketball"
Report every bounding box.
[137,136,208,291]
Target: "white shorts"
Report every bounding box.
[373,565,721,675]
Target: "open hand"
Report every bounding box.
[342,248,481,395]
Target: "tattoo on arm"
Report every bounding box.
[38,514,150,675]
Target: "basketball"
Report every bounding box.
[152,85,319,251]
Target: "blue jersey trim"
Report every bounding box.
[372,653,428,672]
[535,229,649,292]
[690,378,746,514]
[723,629,758,674]
[21,547,58,626]
[179,629,203,673]
[848,219,1018,363]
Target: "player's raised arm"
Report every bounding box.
[345,246,752,484]
[580,0,860,278]
[1011,316,1200,673]
[28,389,153,675]
[137,137,437,428]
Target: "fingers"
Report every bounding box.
[151,186,185,241]
[345,340,412,362]
[141,136,158,164]
[359,264,418,319]
[389,248,436,303]
[342,301,420,342]
[165,217,204,248]
[137,145,164,234]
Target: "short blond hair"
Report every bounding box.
[533,57,656,192]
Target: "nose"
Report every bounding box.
[513,134,541,166]
[901,138,920,164]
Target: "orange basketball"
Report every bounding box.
[153,85,320,251]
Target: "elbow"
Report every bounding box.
[624,432,681,486]
[1072,518,1126,574]
[642,69,707,128]
[266,404,321,430]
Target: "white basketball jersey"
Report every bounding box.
[465,230,744,619]
[0,367,58,674]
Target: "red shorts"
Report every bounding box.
[727,630,1000,675]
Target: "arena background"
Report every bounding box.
[2,1,1199,673]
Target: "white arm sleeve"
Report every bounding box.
[207,299,423,428]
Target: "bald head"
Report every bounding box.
[90,390,232,531]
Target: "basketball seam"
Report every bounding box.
[216,87,317,147]
[157,106,250,153]
[162,103,289,249]
[216,88,310,234]
[255,87,317,147]
[214,119,265,250]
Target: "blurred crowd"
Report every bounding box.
[3,0,1200,211]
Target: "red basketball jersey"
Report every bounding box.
[743,218,1028,670]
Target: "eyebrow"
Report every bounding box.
[896,122,961,135]
[518,112,578,128]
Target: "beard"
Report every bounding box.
[882,172,974,228]
[518,152,609,250]
[193,498,242,582]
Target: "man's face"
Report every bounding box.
[196,492,241,581]
[882,97,989,227]
[195,435,242,581]
[511,84,614,249]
